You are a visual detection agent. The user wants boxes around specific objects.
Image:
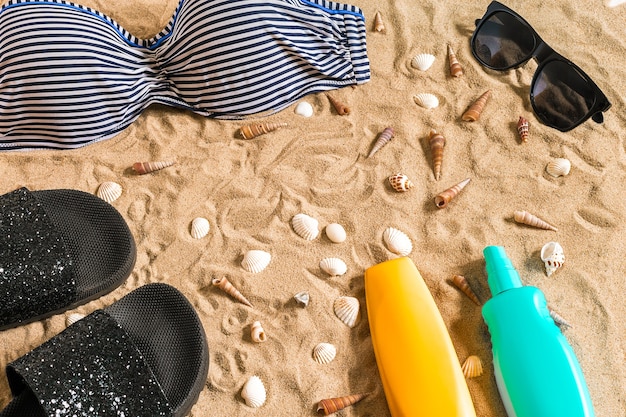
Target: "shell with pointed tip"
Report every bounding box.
[428,130,446,181]
[241,250,271,273]
[294,291,310,307]
[451,275,481,306]
[367,127,394,158]
[388,173,414,192]
[383,227,412,256]
[333,296,360,328]
[241,375,266,408]
[413,93,439,109]
[66,313,85,327]
[295,101,314,117]
[239,122,287,140]
[313,342,337,364]
[291,213,320,240]
[461,355,483,378]
[448,45,464,77]
[513,210,557,231]
[212,277,252,307]
[373,11,385,32]
[549,309,572,328]
[317,393,370,415]
[320,257,347,276]
[250,321,267,343]
[411,53,436,71]
[190,217,210,239]
[435,178,471,209]
[541,241,565,277]
[132,160,176,175]
[546,158,571,177]
[326,94,350,115]
[517,116,530,142]
[96,181,122,203]
[462,90,491,121]
[325,223,346,243]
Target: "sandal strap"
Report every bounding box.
[7,310,172,417]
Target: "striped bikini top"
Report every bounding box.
[0,0,370,150]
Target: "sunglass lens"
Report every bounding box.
[532,60,596,131]
[473,11,535,69]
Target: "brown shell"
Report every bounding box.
[461,355,483,378]
[367,127,394,158]
[428,130,446,180]
[388,173,414,192]
[132,160,175,175]
[212,277,252,307]
[450,274,481,306]
[517,116,530,143]
[317,393,369,415]
[238,122,287,140]
[326,94,350,115]
[462,90,491,122]
[513,210,558,231]
[434,178,470,209]
[447,45,464,77]
[373,11,385,32]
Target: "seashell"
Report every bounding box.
[238,122,287,140]
[513,210,557,231]
[434,178,471,209]
[295,101,314,117]
[546,158,571,178]
[540,241,565,277]
[317,393,370,415]
[190,217,210,239]
[96,181,122,203]
[373,10,385,32]
[447,45,464,77]
[325,223,346,243]
[413,93,439,109]
[320,257,348,276]
[241,375,266,408]
[367,127,394,158]
[132,160,175,175]
[606,0,626,6]
[326,94,350,115]
[250,321,267,343]
[313,342,337,364]
[383,227,412,256]
[388,173,414,192]
[212,277,252,307]
[333,296,360,328]
[428,130,446,181]
[411,53,436,71]
[241,249,271,273]
[517,116,530,143]
[462,90,491,121]
[549,309,572,328]
[461,355,483,378]
[291,213,320,240]
[294,291,310,307]
[450,275,481,306]
[66,313,85,327]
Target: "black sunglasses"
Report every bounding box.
[470,1,611,132]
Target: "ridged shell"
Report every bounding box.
[513,210,558,231]
[462,90,491,121]
[250,321,267,343]
[96,181,122,203]
[388,173,414,192]
[295,101,314,117]
[383,227,412,256]
[190,217,210,239]
[320,257,347,276]
[429,130,446,181]
[540,241,565,277]
[546,158,571,177]
[294,291,310,307]
[66,313,85,327]
[367,127,394,158]
[241,375,266,408]
[413,93,439,109]
[411,53,436,71]
[549,309,572,328]
[132,160,175,175]
[239,122,287,140]
[241,250,271,273]
[517,116,530,143]
[373,10,385,32]
[333,296,360,328]
[313,342,337,364]
[325,223,347,243]
[448,45,464,77]
[326,94,350,115]
[450,275,481,306]
[461,355,483,378]
[434,178,470,209]
[291,213,320,240]
[317,393,370,415]
[212,277,253,307]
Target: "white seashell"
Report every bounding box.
[333,296,360,328]
[313,342,337,364]
[291,213,320,240]
[411,53,436,71]
[96,181,122,203]
[241,375,266,407]
[294,291,310,307]
[241,250,271,273]
[190,217,210,239]
[413,93,439,109]
[325,223,347,243]
[66,313,85,327]
[295,101,314,117]
[606,0,626,7]
[540,242,565,277]
[383,227,413,256]
[250,321,267,343]
[545,158,571,178]
[320,257,347,276]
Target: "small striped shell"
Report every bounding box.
[325,223,347,243]
[132,160,175,174]
[413,93,439,109]
[242,250,271,273]
[96,181,122,203]
[291,213,320,240]
[333,296,360,328]
[461,355,483,378]
[250,321,267,343]
[388,173,414,192]
[320,257,347,276]
[190,217,210,239]
[383,227,412,256]
[540,241,565,277]
[66,313,85,327]
[313,342,337,364]
[411,53,436,71]
[241,375,266,408]
[546,158,571,177]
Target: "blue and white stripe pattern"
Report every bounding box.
[0,0,370,150]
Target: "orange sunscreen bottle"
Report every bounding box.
[365,257,476,416]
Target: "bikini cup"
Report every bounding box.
[0,0,370,150]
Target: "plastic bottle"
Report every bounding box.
[482,245,595,417]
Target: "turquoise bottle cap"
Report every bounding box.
[483,246,523,295]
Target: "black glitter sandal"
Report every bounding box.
[0,187,136,331]
[0,283,209,417]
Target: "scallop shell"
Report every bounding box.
[241,375,266,408]
[383,227,413,256]
[326,94,350,115]
[513,210,558,231]
[447,45,464,77]
[190,217,210,239]
[313,342,337,364]
[413,93,439,109]
[388,173,414,192]
[96,181,122,203]
[434,178,471,209]
[411,53,436,71]
[132,160,175,175]
[291,213,320,240]
[212,277,253,307]
[367,127,394,158]
[294,291,310,307]
[540,241,565,277]
[325,223,347,243]
[546,158,571,177]
[241,250,271,273]
[317,393,370,415]
[320,257,347,276]
[295,101,314,117]
[239,122,287,140]
[66,313,85,327]
[517,116,530,143]
[429,130,446,181]
[333,296,360,328]
[461,355,483,378]
[373,10,385,32]
[250,321,267,343]
[462,90,491,121]
[450,275,481,306]
[606,0,626,6]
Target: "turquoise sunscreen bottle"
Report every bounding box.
[482,246,595,417]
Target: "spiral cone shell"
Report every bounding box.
[319,257,347,276]
[333,296,360,328]
[241,249,271,273]
[383,227,412,256]
[540,241,565,277]
[317,393,370,415]
[373,11,385,32]
[250,321,267,342]
[96,181,122,203]
[238,122,287,140]
[367,127,394,158]
[462,90,491,121]
[513,210,557,231]
[549,309,572,328]
[326,94,350,115]
[241,375,266,408]
[212,277,252,307]
[190,217,210,239]
[291,213,320,240]
[448,45,464,77]
[132,160,175,175]
[435,178,470,209]
[451,275,481,306]
[517,116,530,142]
[461,355,483,378]
[428,130,446,180]
[313,343,337,364]
[388,173,414,192]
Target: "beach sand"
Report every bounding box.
[1,0,625,415]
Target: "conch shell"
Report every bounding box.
[450,275,481,306]
[513,210,557,231]
[388,173,414,192]
[132,160,175,175]
[373,11,385,32]
[517,116,530,142]
[238,122,287,140]
[250,321,267,343]
[326,94,350,115]
[428,130,446,181]
[462,90,491,121]
[434,178,470,208]
[448,45,464,77]
[461,355,483,378]
[540,241,565,277]
[212,277,252,307]
[368,127,394,158]
[317,393,370,415]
